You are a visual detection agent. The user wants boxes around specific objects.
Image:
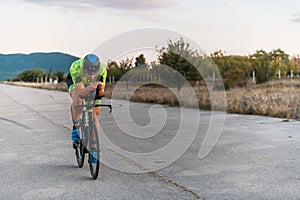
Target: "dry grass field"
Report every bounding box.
[226,80,300,119]
[3,81,68,92]
[105,80,300,120]
[3,79,300,120]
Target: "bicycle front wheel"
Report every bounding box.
[75,139,85,168]
[88,124,100,180]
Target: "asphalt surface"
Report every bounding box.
[0,84,299,200]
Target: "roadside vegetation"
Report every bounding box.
[4,38,300,120]
[10,68,66,83]
[104,80,300,120]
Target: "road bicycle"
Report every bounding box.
[74,91,112,179]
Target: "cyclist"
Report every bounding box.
[66,54,107,163]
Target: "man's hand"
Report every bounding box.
[87,82,98,91]
[97,82,103,90]
[97,82,105,97]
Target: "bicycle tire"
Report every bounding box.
[88,123,100,180]
[75,140,85,168]
[75,119,87,168]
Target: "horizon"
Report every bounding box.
[0,1,300,58]
[0,47,298,59]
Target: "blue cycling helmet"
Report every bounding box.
[83,54,100,75]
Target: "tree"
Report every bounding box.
[48,68,53,79]
[211,50,226,75]
[119,57,133,70]
[211,50,251,88]
[14,68,45,82]
[269,49,290,77]
[157,38,201,91]
[54,70,66,82]
[250,50,273,84]
[134,54,146,67]
[107,59,130,82]
[290,55,300,75]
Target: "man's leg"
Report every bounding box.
[69,90,75,128]
[67,74,82,145]
[67,74,79,131]
[71,88,82,143]
[93,107,101,131]
[91,106,100,145]
[91,106,100,162]
[71,87,83,124]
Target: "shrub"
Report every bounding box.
[15,68,45,82]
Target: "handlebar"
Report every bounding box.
[78,91,112,113]
[96,104,112,113]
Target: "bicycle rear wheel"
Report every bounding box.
[88,124,100,180]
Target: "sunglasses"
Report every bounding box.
[84,66,98,76]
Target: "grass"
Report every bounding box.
[226,80,300,119]
[3,79,300,120]
[105,80,300,120]
[2,81,68,92]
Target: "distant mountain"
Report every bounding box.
[0,52,79,81]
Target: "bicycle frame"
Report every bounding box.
[78,93,112,148]
[74,91,112,179]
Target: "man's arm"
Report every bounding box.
[75,82,99,97]
[96,65,107,97]
[96,82,105,97]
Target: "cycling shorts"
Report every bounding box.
[66,73,75,92]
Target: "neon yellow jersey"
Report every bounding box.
[69,58,107,88]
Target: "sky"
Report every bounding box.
[1,0,300,59]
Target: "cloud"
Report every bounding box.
[292,14,300,22]
[24,0,175,10]
[224,0,237,9]
[209,0,237,11]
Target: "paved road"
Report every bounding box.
[0,84,300,200]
